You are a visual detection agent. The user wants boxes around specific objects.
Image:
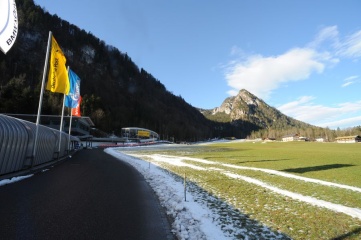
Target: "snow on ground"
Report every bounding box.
[105,147,290,240]
[223,172,361,220]
[133,152,361,221]
[0,174,33,187]
[221,163,361,193]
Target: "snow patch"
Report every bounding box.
[0,174,33,187]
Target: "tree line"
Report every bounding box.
[247,126,361,142]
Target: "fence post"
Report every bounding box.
[184,172,187,201]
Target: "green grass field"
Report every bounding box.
[122,141,361,239]
[192,141,361,187]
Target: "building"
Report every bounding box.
[335,135,361,143]
[282,134,299,142]
[264,137,276,142]
[282,134,309,142]
[121,127,159,142]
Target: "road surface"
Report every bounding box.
[0,148,174,240]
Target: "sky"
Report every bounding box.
[32,0,361,129]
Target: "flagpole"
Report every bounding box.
[58,65,69,157]
[58,93,66,157]
[68,109,73,151]
[32,31,52,162]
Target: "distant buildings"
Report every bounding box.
[282,134,299,142]
[282,134,308,142]
[281,134,361,143]
[335,135,361,143]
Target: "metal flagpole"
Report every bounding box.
[58,66,69,157]
[32,31,52,163]
[67,66,73,152]
[68,109,73,151]
[58,92,66,157]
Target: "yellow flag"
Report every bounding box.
[46,36,70,94]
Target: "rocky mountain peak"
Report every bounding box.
[203,89,311,129]
[212,96,235,114]
[212,89,260,115]
[237,89,259,105]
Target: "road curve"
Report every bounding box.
[0,148,174,240]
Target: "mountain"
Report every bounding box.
[201,89,314,131]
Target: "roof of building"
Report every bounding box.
[282,134,299,138]
[335,135,361,140]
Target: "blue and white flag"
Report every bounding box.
[65,68,81,108]
[0,0,18,54]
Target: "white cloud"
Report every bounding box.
[319,116,361,129]
[342,75,359,87]
[278,96,336,123]
[308,25,339,49]
[310,26,361,59]
[227,89,239,96]
[230,45,244,56]
[278,97,361,128]
[344,75,359,81]
[337,30,361,58]
[277,96,315,112]
[225,48,325,99]
[338,101,361,112]
[224,26,361,100]
[342,81,354,87]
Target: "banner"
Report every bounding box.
[72,96,82,117]
[0,0,18,54]
[138,130,150,138]
[65,68,81,108]
[46,36,70,94]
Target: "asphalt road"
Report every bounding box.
[0,148,174,240]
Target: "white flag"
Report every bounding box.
[0,0,18,54]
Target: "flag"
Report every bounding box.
[46,36,70,94]
[72,96,82,117]
[65,69,81,108]
[0,0,18,54]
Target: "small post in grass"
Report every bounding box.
[184,172,187,202]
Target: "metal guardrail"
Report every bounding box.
[0,114,80,178]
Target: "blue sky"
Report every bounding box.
[33,0,361,129]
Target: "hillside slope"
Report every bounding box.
[202,89,313,129]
